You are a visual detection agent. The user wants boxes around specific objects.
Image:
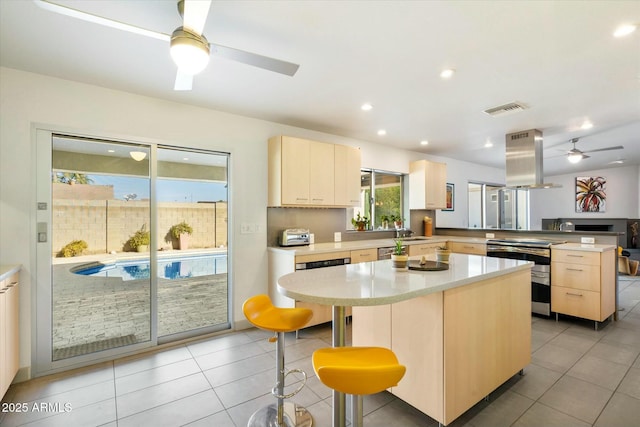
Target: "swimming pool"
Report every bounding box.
[73,254,227,281]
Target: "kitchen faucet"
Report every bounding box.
[396,228,414,238]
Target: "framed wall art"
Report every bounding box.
[576,176,606,213]
[444,183,454,211]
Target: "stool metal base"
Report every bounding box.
[247,402,312,427]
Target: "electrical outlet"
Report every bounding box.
[334,232,341,242]
[486,233,495,239]
[581,237,595,244]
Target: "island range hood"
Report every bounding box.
[505,129,559,189]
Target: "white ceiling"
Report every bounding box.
[1,0,639,176]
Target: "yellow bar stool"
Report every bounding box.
[312,347,406,427]
[243,294,314,427]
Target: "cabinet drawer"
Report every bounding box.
[449,242,486,255]
[551,262,600,292]
[351,248,378,263]
[408,244,439,256]
[551,286,601,321]
[295,251,351,264]
[552,250,600,266]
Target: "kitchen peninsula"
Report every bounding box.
[277,254,533,426]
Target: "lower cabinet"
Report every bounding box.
[408,243,441,257]
[551,246,615,324]
[1,272,20,399]
[353,269,531,425]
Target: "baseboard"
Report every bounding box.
[13,366,31,384]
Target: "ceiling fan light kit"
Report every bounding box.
[170,27,210,75]
[568,152,583,163]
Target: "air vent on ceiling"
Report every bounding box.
[483,102,528,117]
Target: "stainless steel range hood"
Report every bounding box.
[505,129,559,189]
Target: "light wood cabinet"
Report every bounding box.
[449,242,486,255]
[551,246,615,324]
[334,144,361,206]
[409,160,447,209]
[351,248,377,263]
[408,242,441,256]
[268,136,361,207]
[353,268,531,425]
[1,272,19,399]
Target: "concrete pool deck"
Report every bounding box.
[52,248,228,359]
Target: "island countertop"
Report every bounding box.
[277,254,532,307]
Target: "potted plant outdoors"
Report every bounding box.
[170,221,193,250]
[391,239,409,269]
[435,245,451,263]
[351,213,370,231]
[127,225,150,252]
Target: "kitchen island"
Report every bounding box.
[278,254,533,426]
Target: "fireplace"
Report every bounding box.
[574,224,612,232]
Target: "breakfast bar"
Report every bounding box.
[277,254,533,426]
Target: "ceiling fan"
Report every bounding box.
[35,0,300,91]
[562,138,624,164]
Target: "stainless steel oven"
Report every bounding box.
[486,238,564,316]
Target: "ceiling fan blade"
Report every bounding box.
[182,0,212,35]
[583,145,624,154]
[35,0,170,42]
[174,70,193,91]
[211,43,300,76]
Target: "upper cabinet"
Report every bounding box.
[334,144,361,206]
[269,136,361,207]
[409,160,447,209]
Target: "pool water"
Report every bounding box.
[74,255,227,281]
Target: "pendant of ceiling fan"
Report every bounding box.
[565,137,623,164]
[34,0,300,91]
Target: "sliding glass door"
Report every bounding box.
[35,131,229,375]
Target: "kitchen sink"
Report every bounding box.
[400,236,431,241]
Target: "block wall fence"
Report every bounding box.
[52,200,228,255]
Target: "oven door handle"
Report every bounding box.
[487,245,550,257]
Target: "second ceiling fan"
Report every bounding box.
[562,138,624,164]
[35,0,300,91]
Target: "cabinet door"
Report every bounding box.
[409,160,447,209]
[5,278,19,384]
[281,137,311,205]
[309,141,335,205]
[335,145,361,206]
[551,286,600,321]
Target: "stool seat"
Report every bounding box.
[243,294,313,332]
[313,347,406,395]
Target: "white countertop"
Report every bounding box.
[268,235,487,256]
[553,243,616,252]
[277,254,532,306]
[0,265,21,281]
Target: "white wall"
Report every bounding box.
[529,165,640,230]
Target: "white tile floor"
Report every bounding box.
[2,276,639,427]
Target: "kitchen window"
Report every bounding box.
[348,169,404,230]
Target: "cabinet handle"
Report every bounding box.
[566,292,583,297]
[566,268,584,272]
[567,254,584,258]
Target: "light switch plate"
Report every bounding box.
[334,232,341,242]
[581,237,595,244]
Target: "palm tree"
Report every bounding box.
[576,176,606,212]
[52,172,93,184]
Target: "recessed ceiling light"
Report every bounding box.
[614,24,637,38]
[581,121,593,130]
[183,157,189,161]
[107,149,115,153]
[484,140,493,148]
[420,140,429,146]
[377,129,387,136]
[440,68,455,79]
[361,103,373,111]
